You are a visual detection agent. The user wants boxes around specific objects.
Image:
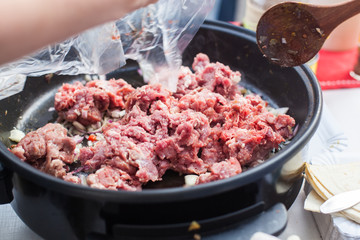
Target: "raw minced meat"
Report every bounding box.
[55,79,134,126]
[11,123,76,178]
[10,53,295,191]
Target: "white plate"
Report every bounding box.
[306,103,360,239]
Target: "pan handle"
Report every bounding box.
[0,162,13,204]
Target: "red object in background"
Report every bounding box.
[229,21,241,27]
[315,48,360,90]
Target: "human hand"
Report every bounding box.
[0,0,159,65]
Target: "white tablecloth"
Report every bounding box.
[2,88,360,240]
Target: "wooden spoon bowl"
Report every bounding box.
[256,1,360,67]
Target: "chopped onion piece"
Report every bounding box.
[9,129,25,142]
[184,175,198,186]
[231,74,241,83]
[110,109,126,118]
[74,109,81,116]
[84,74,92,81]
[73,121,86,131]
[73,135,84,144]
[268,107,289,116]
[80,175,88,186]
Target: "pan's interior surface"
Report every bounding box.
[0,21,322,239]
[0,21,321,199]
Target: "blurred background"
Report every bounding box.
[206,0,245,22]
[207,0,360,90]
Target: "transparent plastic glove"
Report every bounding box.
[0,0,215,100]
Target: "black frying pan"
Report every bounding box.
[0,20,322,240]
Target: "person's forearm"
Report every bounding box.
[0,0,156,65]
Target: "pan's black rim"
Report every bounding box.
[0,20,323,203]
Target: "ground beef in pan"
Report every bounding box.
[55,79,134,126]
[10,53,296,191]
[11,123,76,178]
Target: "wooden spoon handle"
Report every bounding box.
[304,0,360,34]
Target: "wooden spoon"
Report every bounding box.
[256,0,360,67]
